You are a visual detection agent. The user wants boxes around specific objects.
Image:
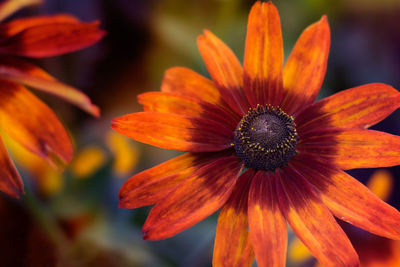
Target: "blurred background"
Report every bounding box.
[2,0,400,266]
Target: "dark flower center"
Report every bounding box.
[233,104,298,171]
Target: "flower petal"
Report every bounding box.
[119,150,234,209]
[111,112,233,152]
[0,80,73,166]
[248,170,287,267]
[0,0,41,22]
[281,16,330,115]
[0,21,105,58]
[291,154,400,240]
[142,155,242,240]
[138,92,238,130]
[0,135,23,198]
[298,128,400,169]
[276,166,359,267]
[213,169,255,267]
[243,1,283,107]
[162,67,222,105]
[0,57,99,116]
[0,14,79,39]
[296,83,400,131]
[197,30,249,116]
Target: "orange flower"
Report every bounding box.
[112,1,400,266]
[0,0,104,199]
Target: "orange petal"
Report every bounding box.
[213,169,255,267]
[161,66,240,123]
[119,150,234,209]
[0,0,41,22]
[0,14,79,39]
[0,80,73,167]
[248,170,287,267]
[296,83,400,132]
[298,128,400,170]
[197,30,249,116]
[138,92,238,130]
[0,135,23,198]
[276,167,359,267]
[111,112,233,152]
[142,155,242,240]
[290,154,400,240]
[162,67,221,104]
[243,1,283,107]
[0,57,99,116]
[281,16,330,115]
[0,21,105,58]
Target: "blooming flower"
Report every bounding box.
[112,1,400,266]
[0,0,105,198]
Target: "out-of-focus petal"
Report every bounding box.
[0,57,99,116]
[367,169,393,201]
[0,80,73,167]
[0,14,79,39]
[4,135,63,196]
[243,1,283,107]
[0,21,105,58]
[119,150,234,209]
[298,128,400,169]
[197,30,249,116]
[296,84,400,131]
[276,166,359,267]
[213,169,255,267]
[288,237,313,264]
[248,170,287,267]
[281,16,330,115]
[106,131,138,176]
[70,146,106,178]
[142,156,242,240]
[290,154,400,240]
[138,92,238,130]
[111,112,233,152]
[0,0,41,22]
[0,135,23,198]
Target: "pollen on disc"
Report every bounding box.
[233,104,298,171]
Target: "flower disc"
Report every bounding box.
[233,105,298,171]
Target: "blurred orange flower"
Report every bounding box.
[112,1,400,266]
[0,0,105,198]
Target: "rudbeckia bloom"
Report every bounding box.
[112,1,400,266]
[0,0,105,198]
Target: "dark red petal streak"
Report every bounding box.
[276,167,359,267]
[248,171,287,267]
[197,30,249,116]
[111,112,233,152]
[291,154,400,239]
[281,16,330,115]
[0,21,105,58]
[0,56,99,116]
[142,156,243,240]
[138,92,238,130]
[213,169,255,267]
[0,136,23,198]
[298,128,400,170]
[0,80,72,166]
[119,150,234,209]
[296,83,400,131]
[243,1,283,107]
